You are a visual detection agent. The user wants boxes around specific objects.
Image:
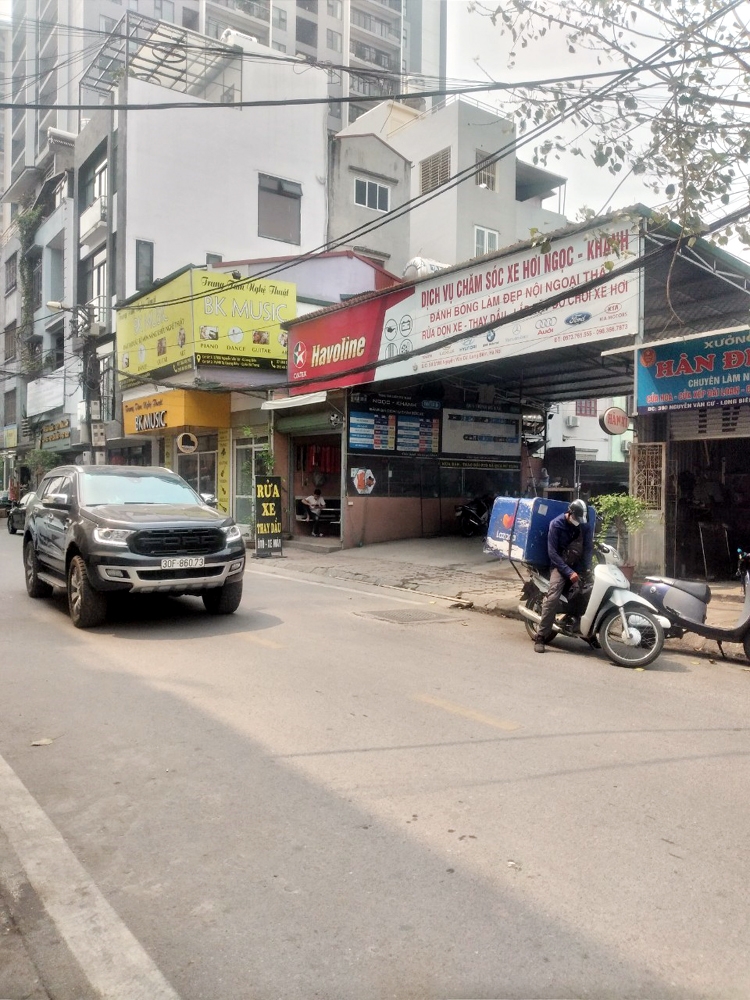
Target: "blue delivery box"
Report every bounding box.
[485,496,594,566]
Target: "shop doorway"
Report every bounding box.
[177,434,217,498]
[293,435,342,538]
[668,433,750,579]
[234,436,270,532]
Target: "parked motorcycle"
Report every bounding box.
[519,557,669,668]
[455,494,494,537]
[639,562,750,663]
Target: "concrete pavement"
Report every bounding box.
[263,535,750,663]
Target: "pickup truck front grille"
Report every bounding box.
[129,527,224,557]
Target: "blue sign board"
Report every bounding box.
[637,330,750,413]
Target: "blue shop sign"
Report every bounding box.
[637,330,750,413]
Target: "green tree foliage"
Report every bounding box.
[468,1,750,244]
[594,492,647,560]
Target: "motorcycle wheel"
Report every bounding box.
[523,592,556,644]
[743,632,750,664]
[460,515,476,537]
[597,607,664,668]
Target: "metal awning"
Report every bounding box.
[80,11,242,104]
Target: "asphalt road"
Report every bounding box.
[1,528,749,1000]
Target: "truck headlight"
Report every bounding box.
[221,524,242,543]
[93,527,134,547]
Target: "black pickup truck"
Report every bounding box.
[23,465,245,628]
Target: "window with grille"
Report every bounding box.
[475,149,496,190]
[5,253,17,293]
[3,324,16,362]
[420,147,451,194]
[575,399,598,417]
[474,226,498,257]
[354,178,389,212]
[4,389,16,426]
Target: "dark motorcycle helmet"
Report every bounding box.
[567,499,588,525]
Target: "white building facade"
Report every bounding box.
[328,97,568,276]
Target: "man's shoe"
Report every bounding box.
[534,641,546,653]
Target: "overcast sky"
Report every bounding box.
[446,1,659,221]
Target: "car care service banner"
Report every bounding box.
[289,218,641,394]
[637,329,750,413]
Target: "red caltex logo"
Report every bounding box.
[293,342,306,367]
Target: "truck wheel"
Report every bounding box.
[597,607,664,668]
[202,580,243,615]
[24,541,53,598]
[67,555,107,629]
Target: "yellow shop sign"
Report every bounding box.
[122,390,230,435]
[117,267,295,386]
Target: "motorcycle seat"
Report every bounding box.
[644,576,711,604]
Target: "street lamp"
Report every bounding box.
[46,301,101,464]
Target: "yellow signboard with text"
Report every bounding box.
[117,268,295,386]
[122,390,230,436]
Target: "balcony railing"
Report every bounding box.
[209,0,270,19]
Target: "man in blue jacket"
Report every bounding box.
[533,499,593,653]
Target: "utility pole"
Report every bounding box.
[47,301,104,465]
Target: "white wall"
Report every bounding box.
[124,54,329,296]
[515,200,567,242]
[225,253,392,309]
[547,397,633,462]
[337,98,566,267]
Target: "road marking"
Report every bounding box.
[246,569,432,604]
[415,694,522,732]
[0,753,181,1000]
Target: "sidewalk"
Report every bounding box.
[254,535,750,665]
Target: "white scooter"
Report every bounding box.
[518,559,670,668]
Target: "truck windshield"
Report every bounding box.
[79,472,201,506]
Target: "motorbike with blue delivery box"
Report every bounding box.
[485,496,669,668]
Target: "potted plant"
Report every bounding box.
[593,492,647,580]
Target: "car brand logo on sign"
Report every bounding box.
[599,406,630,435]
[293,343,306,368]
[565,312,592,326]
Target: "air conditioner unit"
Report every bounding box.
[621,439,632,454]
[565,415,580,428]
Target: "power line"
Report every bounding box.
[117,6,731,316]
[113,201,750,396]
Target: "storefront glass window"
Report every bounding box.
[178,444,218,499]
[235,437,270,527]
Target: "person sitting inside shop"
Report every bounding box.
[533,498,593,653]
[302,488,326,537]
